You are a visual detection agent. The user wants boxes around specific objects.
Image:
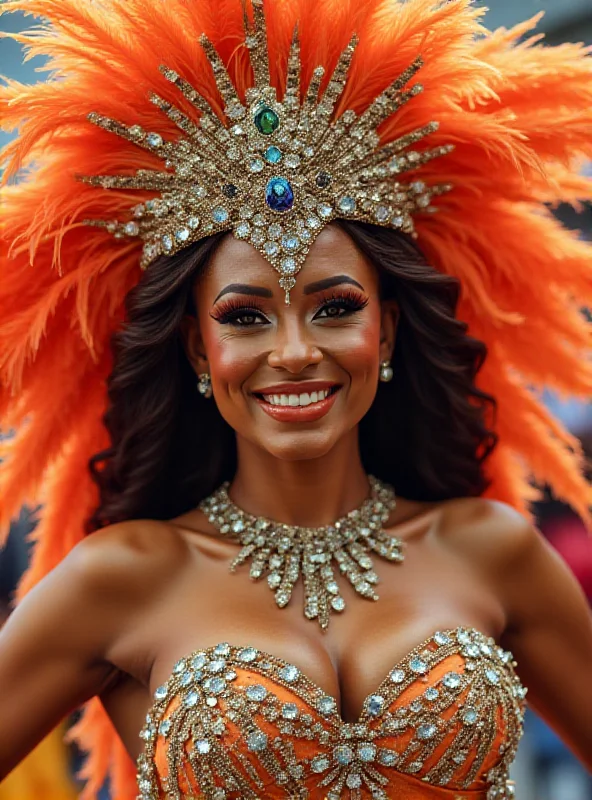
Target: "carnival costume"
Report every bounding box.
[1,0,591,797]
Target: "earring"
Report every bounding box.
[379,360,393,383]
[197,372,213,398]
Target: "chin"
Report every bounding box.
[256,428,343,462]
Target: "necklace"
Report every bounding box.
[199,475,403,630]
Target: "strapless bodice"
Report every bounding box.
[136,627,527,799]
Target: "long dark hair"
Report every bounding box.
[86,222,497,531]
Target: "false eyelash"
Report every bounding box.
[210,288,370,325]
[210,298,268,325]
[312,288,369,317]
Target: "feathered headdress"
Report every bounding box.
[1,0,591,797]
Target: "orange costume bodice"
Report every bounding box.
[137,627,526,800]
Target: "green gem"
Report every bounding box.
[254,105,280,135]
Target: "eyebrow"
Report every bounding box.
[213,274,365,303]
[213,283,274,303]
[303,275,365,295]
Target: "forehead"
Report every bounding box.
[201,224,378,296]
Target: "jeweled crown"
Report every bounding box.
[82,0,453,302]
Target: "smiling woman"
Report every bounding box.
[88,221,495,530]
[1,0,592,799]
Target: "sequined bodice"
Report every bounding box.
[137,628,526,800]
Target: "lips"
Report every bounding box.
[252,383,342,423]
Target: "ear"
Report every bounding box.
[179,313,209,376]
[379,299,399,363]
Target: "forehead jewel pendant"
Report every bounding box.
[81,0,454,304]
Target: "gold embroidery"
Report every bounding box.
[137,628,526,800]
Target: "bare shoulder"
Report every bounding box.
[68,518,192,604]
[436,496,537,576]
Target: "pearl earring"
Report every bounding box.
[379,360,393,383]
[197,373,213,398]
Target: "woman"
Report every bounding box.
[0,0,591,798]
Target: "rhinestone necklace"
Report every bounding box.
[199,475,403,630]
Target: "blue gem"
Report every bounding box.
[265,146,282,164]
[367,694,385,716]
[212,206,229,223]
[265,178,294,213]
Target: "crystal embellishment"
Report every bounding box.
[311,755,330,773]
[409,657,428,674]
[254,104,280,135]
[246,684,268,702]
[367,694,385,716]
[82,3,454,303]
[333,745,354,765]
[238,647,257,662]
[265,177,295,212]
[199,476,399,630]
[265,145,282,163]
[417,723,437,740]
[442,672,461,689]
[247,731,268,752]
[279,664,300,683]
[317,696,336,715]
[281,702,299,719]
[136,630,527,800]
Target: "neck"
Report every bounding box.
[230,429,370,527]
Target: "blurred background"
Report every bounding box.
[1,0,591,798]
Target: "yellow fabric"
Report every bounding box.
[0,722,78,800]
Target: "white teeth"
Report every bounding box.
[262,388,333,406]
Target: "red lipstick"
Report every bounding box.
[253,384,341,423]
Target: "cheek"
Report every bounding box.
[201,325,260,391]
[329,317,382,382]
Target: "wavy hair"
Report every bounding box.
[86,222,497,531]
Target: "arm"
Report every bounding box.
[496,510,592,769]
[0,521,175,781]
[451,499,592,769]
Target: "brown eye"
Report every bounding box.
[210,304,270,326]
[319,304,345,318]
[235,312,258,325]
[313,293,369,320]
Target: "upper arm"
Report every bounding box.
[451,500,592,769]
[499,515,592,768]
[0,521,178,780]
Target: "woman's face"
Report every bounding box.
[184,224,397,461]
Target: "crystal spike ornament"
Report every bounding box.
[81,0,453,302]
[199,476,403,630]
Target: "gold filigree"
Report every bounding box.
[80,0,453,302]
[199,476,401,630]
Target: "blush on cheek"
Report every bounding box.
[330,321,382,385]
[202,329,261,402]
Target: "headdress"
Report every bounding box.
[80,2,454,303]
[1,0,591,797]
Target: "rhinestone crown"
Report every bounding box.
[81,0,454,302]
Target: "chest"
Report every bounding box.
[99,537,505,762]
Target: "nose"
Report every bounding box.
[267,318,323,373]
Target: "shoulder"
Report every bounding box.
[436,496,538,577]
[63,518,192,603]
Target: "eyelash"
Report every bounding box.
[210,289,369,326]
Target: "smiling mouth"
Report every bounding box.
[254,385,341,407]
